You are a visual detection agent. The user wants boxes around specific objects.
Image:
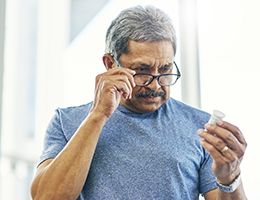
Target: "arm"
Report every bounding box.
[31,112,108,200]
[31,67,136,200]
[216,181,247,200]
[198,121,248,200]
[204,183,247,200]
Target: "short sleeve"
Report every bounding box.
[38,109,68,166]
[199,149,218,195]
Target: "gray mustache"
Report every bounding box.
[136,90,165,98]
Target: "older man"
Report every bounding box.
[31,5,247,200]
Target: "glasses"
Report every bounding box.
[134,62,181,86]
[113,56,181,87]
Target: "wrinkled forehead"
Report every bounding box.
[120,40,175,67]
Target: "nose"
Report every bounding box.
[147,76,161,90]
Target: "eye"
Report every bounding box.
[139,67,149,72]
[159,66,172,73]
[134,64,151,73]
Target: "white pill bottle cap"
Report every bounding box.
[208,110,225,125]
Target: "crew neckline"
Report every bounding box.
[117,103,163,118]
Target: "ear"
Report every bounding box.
[102,53,116,70]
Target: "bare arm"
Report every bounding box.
[31,66,136,200]
[216,182,247,200]
[204,184,247,200]
[31,112,108,200]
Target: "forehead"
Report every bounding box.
[120,40,174,66]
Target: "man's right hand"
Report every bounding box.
[90,67,136,118]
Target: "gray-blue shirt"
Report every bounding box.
[39,98,217,199]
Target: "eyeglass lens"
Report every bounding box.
[134,74,179,86]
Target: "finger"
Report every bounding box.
[96,68,136,99]
[200,139,237,163]
[110,76,133,99]
[200,140,226,163]
[125,70,136,89]
[108,68,136,88]
[217,121,247,146]
[198,129,228,151]
[204,124,240,151]
[198,129,240,161]
[113,80,132,99]
[102,70,133,99]
[96,78,129,100]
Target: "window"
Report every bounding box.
[198,0,260,199]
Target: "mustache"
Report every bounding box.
[135,90,165,98]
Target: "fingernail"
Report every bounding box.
[217,120,223,125]
[204,123,210,129]
[197,129,203,135]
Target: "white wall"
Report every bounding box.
[198,0,260,199]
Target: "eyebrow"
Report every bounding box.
[128,61,175,72]
[129,63,151,70]
[163,62,174,67]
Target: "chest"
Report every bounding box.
[95,115,204,175]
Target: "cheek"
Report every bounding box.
[132,86,143,94]
[162,86,170,96]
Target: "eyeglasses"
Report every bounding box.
[113,56,181,87]
[134,73,180,87]
[134,62,181,86]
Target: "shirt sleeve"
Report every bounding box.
[199,149,218,195]
[38,109,68,166]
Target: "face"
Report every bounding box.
[119,40,175,113]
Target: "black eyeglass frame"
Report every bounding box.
[112,55,181,87]
[133,62,181,87]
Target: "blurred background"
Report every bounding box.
[0,0,259,199]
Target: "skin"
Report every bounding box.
[198,121,247,200]
[111,40,174,113]
[30,40,247,200]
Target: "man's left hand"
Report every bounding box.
[198,121,247,184]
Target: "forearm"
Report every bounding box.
[217,181,247,200]
[31,112,107,200]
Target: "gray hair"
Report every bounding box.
[105,5,177,63]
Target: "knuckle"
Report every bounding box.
[239,148,246,157]
[225,133,236,146]
[215,139,223,149]
[236,147,245,158]
[104,86,113,93]
[226,132,233,140]
[230,156,238,163]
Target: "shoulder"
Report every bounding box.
[55,102,93,131]
[56,102,92,118]
[166,98,210,124]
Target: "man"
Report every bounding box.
[31,5,247,200]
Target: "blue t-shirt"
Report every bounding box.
[39,98,217,199]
